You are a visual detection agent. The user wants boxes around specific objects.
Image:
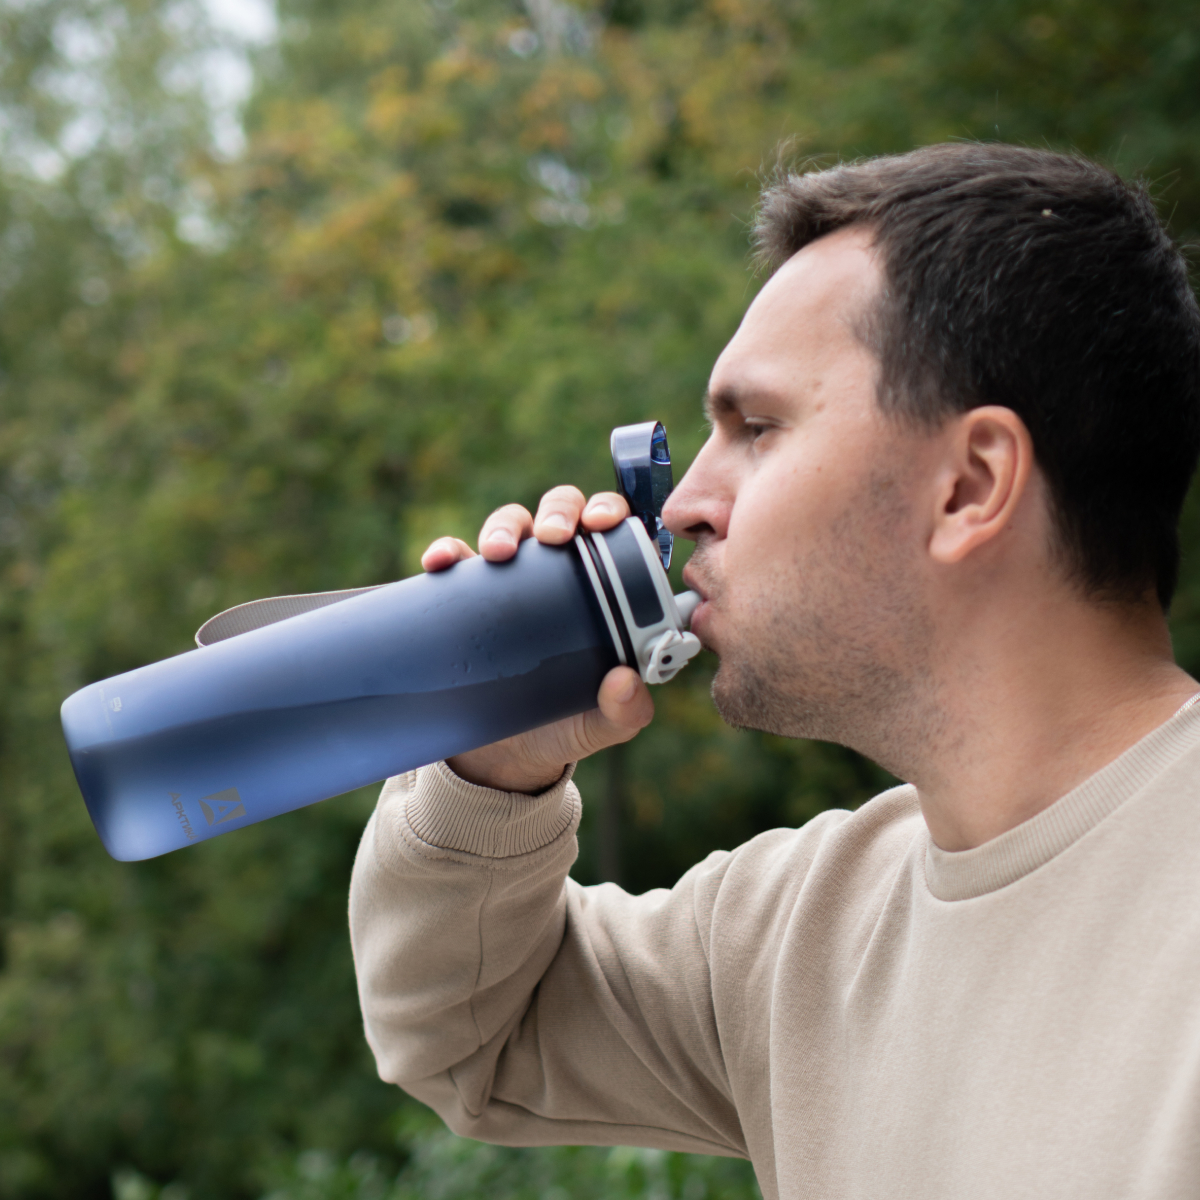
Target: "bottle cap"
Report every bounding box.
[611,420,675,569]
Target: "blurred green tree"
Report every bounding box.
[1,0,1199,1195]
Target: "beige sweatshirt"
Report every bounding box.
[350,697,1200,1199]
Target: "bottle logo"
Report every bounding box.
[169,792,197,840]
[198,788,247,826]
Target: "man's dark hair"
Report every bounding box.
[754,142,1200,610]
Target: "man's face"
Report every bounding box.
[663,227,943,759]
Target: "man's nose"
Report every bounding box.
[660,488,688,538]
[663,445,730,541]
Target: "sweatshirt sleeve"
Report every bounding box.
[349,761,747,1157]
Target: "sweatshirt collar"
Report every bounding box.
[923,693,1200,902]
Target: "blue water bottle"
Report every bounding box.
[61,422,701,861]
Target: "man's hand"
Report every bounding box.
[422,486,655,794]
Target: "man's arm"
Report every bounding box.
[351,485,743,1151]
[349,762,747,1156]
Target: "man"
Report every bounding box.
[349,143,1200,1198]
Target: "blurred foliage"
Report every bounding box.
[1,0,1199,1195]
[254,1109,759,1200]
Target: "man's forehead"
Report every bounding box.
[746,228,879,337]
[708,228,881,405]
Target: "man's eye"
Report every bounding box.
[744,421,773,441]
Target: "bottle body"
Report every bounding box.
[62,537,617,861]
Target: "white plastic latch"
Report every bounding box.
[643,628,702,685]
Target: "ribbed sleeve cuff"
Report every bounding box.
[401,760,579,860]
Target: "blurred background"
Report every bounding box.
[1,0,1199,1195]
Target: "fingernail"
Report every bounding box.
[616,674,638,703]
[586,498,618,517]
[488,529,517,549]
[542,512,571,533]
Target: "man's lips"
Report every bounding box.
[680,566,714,644]
[681,565,708,602]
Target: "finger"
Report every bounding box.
[478,504,534,562]
[533,485,588,545]
[580,491,630,532]
[421,537,476,572]
[447,666,653,792]
[574,666,654,755]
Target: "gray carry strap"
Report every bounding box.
[195,586,382,647]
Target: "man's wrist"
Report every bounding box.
[444,750,569,795]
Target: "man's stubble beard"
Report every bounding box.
[696,474,945,778]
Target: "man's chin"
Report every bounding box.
[710,663,794,738]
[710,658,849,743]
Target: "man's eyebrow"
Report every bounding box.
[702,386,742,421]
[704,383,783,421]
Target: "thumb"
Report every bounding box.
[575,667,654,754]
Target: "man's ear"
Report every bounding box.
[928,406,1034,565]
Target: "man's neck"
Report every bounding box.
[905,595,1197,853]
